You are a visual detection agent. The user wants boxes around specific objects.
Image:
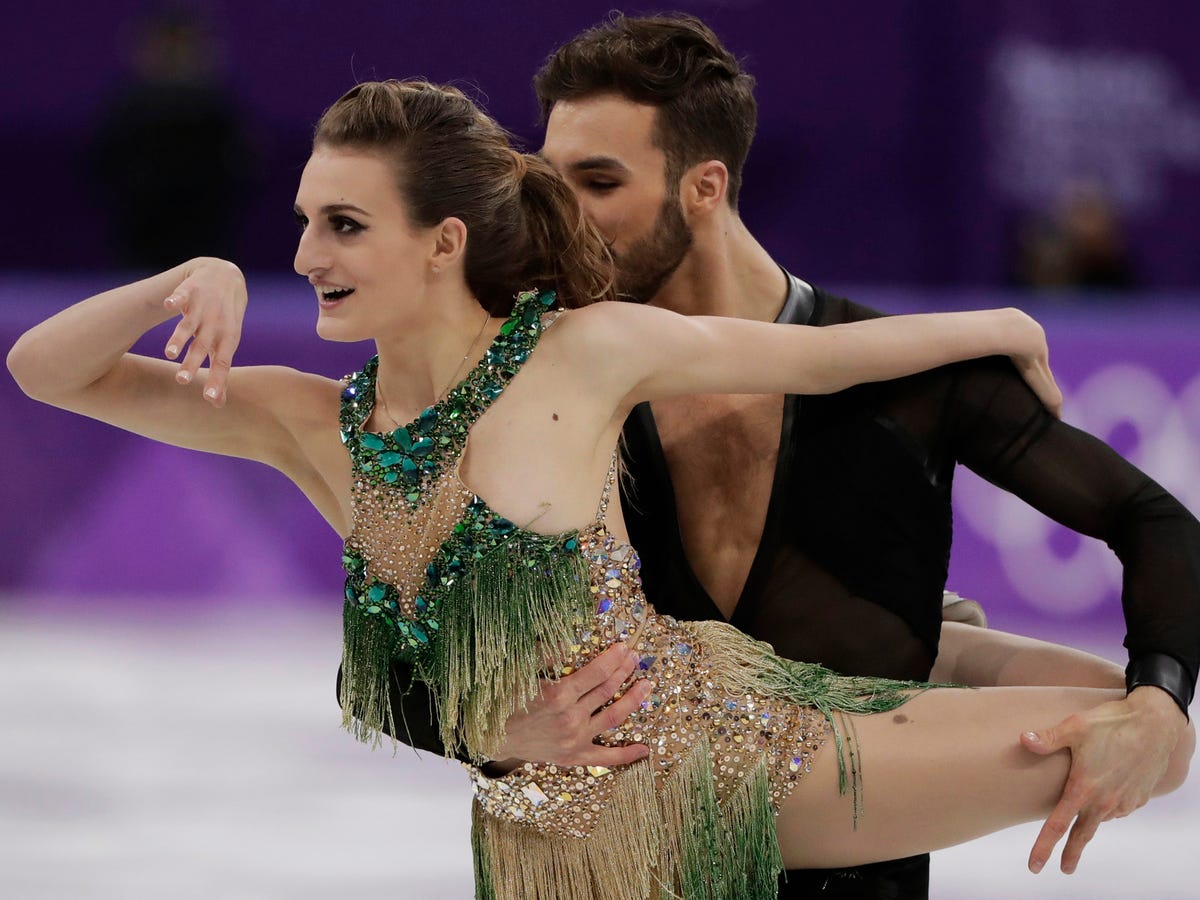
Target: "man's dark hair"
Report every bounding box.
[534,13,757,207]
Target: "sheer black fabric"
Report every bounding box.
[342,278,1200,897]
[625,287,1200,696]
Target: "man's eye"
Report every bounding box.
[587,181,619,193]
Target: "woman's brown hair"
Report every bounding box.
[313,80,615,313]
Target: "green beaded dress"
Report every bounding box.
[337,289,930,900]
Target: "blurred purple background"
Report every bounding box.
[4,0,1200,284]
[3,5,1199,897]
[2,2,1199,630]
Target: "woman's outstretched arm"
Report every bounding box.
[559,301,1060,415]
[776,684,1193,875]
[7,259,338,474]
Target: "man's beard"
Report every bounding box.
[612,191,693,304]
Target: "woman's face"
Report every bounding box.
[293,146,434,342]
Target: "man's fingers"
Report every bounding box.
[1059,811,1102,875]
[1022,713,1082,755]
[569,644,637,699]
[580,652,638,711]
[591,679,653,733]
[585,741,650,768]
[1021,729,1057,755]
[1028,797,1080,873]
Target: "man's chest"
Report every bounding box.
[651,393,784,514]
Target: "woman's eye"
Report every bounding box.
[293,213,308,231]
[331,216,364,234]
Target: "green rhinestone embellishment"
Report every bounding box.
[338,287,560,658]
[416,407,439,433]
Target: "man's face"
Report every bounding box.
[541,94,692,303]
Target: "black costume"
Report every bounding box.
[346,274,1200,898]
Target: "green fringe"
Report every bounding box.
[657,738,783,899]
[690,620,937,824]
[425,537,593,762]
[472,814,496,900]
[721,759,785,899]
[657,735,725,897]
[338,603,400,749]
[340,534,590,758]
[471,739,786,900]
[662,744,782,897]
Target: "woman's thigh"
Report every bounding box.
[776,685,1123,870]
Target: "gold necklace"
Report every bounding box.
[376,309,491,429]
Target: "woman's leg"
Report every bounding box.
[777,685,1192,870]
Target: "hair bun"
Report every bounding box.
[509,149,529,182]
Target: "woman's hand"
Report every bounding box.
[162,258,248,407]
[1002,309,1063,418]
[10,258,340,500]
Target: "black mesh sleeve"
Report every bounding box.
[946,357,1200,713]
[335,660,470,761]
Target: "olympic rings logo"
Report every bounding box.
[954,364,1200,615]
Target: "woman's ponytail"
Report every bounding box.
[514,153,616,309]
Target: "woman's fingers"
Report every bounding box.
[163,292,195,362]
[203,328,242,407]
[1031,363,1063,418]
[161,273,245,404]
[176,331,210,386]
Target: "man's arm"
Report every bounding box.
[336,659,454,758]
[339,645,653,771]
[947,357,1198,872]
[948,358,1200,711]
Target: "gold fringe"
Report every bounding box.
[472,738,788,899]
[689,620,933,823]
[472,761,661,900]
[338,605,398,749]
[430,539,593,762]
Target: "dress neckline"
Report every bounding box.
[354,319,503,438]
[337,287,559,494]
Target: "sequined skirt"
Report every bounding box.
[469,618,830,839]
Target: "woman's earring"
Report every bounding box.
[431,265,441,275]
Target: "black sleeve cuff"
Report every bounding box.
[1126,653,1193,719]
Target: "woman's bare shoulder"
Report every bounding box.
[229,364,343,420]
[549,302,682,356]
